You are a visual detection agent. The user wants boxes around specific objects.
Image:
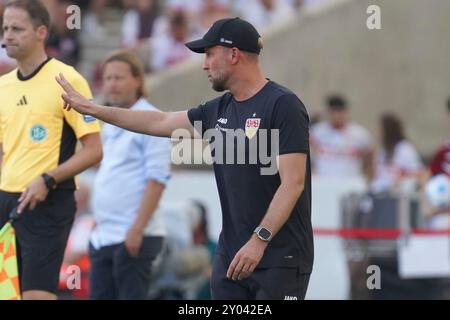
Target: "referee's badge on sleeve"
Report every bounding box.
[245,118,261,139]
[83,115,97,123]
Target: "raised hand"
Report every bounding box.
[56,73,95,114]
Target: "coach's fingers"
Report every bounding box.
[61,93,72,110]
[56,73,70,90]
[57,74,78,98]
[55,74,67,91]
[227,256,238,279]
[237,263,253,281]
[232,259,246,281]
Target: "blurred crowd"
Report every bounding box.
[310,94,450,217]
[1,0,333,79]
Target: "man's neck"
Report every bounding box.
[331,122,347,130]
[17,49,48,77]
[229,68,268,102]
[119,97,139,109]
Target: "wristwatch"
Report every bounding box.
[42,173,57,190]
[253,226,273,242]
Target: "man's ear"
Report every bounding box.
[230,47,241,65]
[36,25,48,43]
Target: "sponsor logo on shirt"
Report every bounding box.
[83,115,97,123]
[284,296,298,300]
[16,95,28,106]
[217,118,228,124]
[30,124,47,142]
[215,124,228,132]
[245,118,261,139]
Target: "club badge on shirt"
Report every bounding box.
[245,118,261,139]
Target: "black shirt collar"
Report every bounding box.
[17,57,52,81]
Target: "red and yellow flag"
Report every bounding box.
[0,222,21,300]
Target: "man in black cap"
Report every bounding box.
[56,17,314,300]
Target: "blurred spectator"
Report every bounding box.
[309,112,322,127]
[311,95,373,179]
[283,0,304,10]
[370,113,424,194]
[429,98,450,178]
[46,0,81,67]
[236,0,295,30]
[148,200,212,299]
[301,0,334,7]
[191,200,217,300]
[89,50,171,300]
[82,0,108,39]
[167,0,229,18]
[121,0,160,49]
[192,0,230,37]
[150,12,195,72]
[121,0,135,9]
[59,183,95,300]
[423,99,450,221]
[0,0,16,74]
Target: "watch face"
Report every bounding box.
[258,228,272,240]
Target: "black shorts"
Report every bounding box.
[0,189,76,294]
[211,253,311,300]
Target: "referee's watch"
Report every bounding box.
[254,226,273,242]
[42,173,57,190]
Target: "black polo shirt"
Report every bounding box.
[188,81,313,273]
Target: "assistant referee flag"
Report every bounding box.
[0,222,21,300]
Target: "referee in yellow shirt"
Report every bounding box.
[0,0,102,300]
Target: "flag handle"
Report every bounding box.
[8,206,20,224]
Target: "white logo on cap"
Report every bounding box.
[220,38,233,44]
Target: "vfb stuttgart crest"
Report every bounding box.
[245,118,261,139]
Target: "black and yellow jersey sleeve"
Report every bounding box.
[62,71,99,139]
[0,58,101,192]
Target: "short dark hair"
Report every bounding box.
[170,12,187,27]
[327,95,347,110]
[5,0,50,30]
[380,113,405,161]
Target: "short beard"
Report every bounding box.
[211,73,229,92]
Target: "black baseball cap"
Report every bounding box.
[185,17,262,55]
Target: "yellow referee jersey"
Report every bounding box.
[0,58,100,192]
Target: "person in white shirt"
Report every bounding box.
[150,12,195,72]
[370,113,424,194]
[311,95,373,179]
[88,50,171,300]
[236,0,295,30]
[121,0,160,49]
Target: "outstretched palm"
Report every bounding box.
[56,73,94,114]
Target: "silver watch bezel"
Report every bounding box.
[254,226,272,242]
